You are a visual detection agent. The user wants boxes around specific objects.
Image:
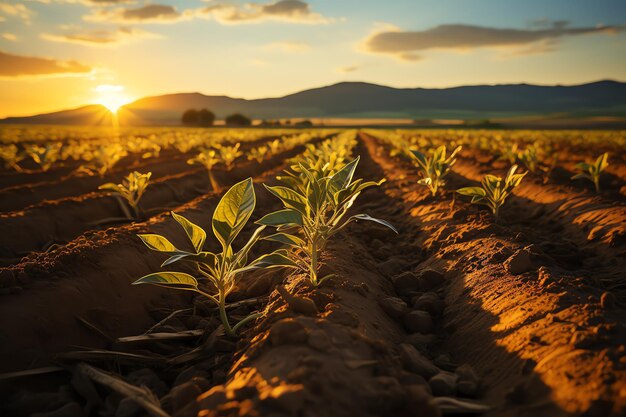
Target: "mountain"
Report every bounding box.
[2,80,626,126]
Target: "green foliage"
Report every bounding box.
[187,148,220,171]
[79,144,128,177]
[25,143,62,171]
[0,144,25,171]
[409,145,462,196]
[134,178,296,337]
[99,171,151,219]
[457,165,526,218]
[571,152,609,193]
[517,145,539,173]
[259,156,397,286]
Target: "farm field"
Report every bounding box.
[0,125,624,417]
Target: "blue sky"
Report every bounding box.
[0,0,624,116]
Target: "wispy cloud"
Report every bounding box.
[84,4,188,24]
[41,26,160,46]
[196,0,330,25]
[0,50,92,77]
[1,32,17,41]
[0,2,33,23]
[361,22,626,61]
[263,40,311,53]
[337,65,359,73]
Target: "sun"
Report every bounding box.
[94,84,131,114]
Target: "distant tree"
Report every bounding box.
[294,119,313,127]
[182,109,199,125]
[225,113,252,127]
[198,109,215,127]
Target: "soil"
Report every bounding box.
[0,131,623,417]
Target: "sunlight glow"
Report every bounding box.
[94,84,131,114]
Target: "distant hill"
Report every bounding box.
[2,80,625,126]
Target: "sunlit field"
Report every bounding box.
[1,0,625,416]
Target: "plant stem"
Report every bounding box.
[218,290,234,337]
[310,237,318,286]
[594,176,600,194]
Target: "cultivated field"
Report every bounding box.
[0,126,624,417]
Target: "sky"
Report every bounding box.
[0,0,625,117]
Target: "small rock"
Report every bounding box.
[417,269,445,291]
[600,292,615,310]
[269,318,308,345]
[404,385,441,417]
[276,286,318,316]
[457,380,479,397]
[170,377,209,412]
[404,310,433,334]
[405,333,434,351]
[263,384,305,413]
[126,368,167,397]
[392,271,420,294]
[413,292,444,316]
[505,249,534,275]
[399,344,438,378]
[381,257,412,278]
[115,398,140,417]
[379,297,408,320]
[307,329,331,351]
[429,371,458,396]
[33,403,85,417]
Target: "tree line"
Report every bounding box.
[182,109,313,127]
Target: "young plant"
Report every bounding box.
[0,144,25,171]
[258,156,397,287]
[571,152,609,193]
[409,145,462,196]
[99,171,151,219]
[134,178,296,337]
[517,145,539,173]
[456,165,527,218]
[219,143,242,169]
[188,148,221,190]
[248,145,269,163]
[80,144,128,177]
[25,143,62,171]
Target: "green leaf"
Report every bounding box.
[348,214,398,234]
[456,187,485,197]
[233,225,266,268]
[329,157,359,192]
[256,209,303,227]
[99,183,122,193]
[263,232,305,248]
[409,150,427,168]
[172,212,206,252]
[138,234,178,253]
[250,251,299,269]
[132,272,198,290]
[212,177,256,249]
[264,185,308,215]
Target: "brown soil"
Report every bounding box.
[0,132,623,417]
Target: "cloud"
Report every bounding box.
[2,33,17,41]
[264,40,310,53]
[84,4,188,24]
[0,2,33,22]
[41,26,160,46]
[197,0,330,25]
[0,50,92,77]
[337,65,359,73]
[362,23,626,60]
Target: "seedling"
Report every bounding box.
[219,143,242,169]
[25,143,62,171]
[409,145,462,196]
[80,144,128,177]
[134,178,296,337]
[0,144,25,171]
[258,156,397,286]
[517,145,539,173]
[248,145,269,163]
[457,165,526,218]
[99,171,151,219]
[188,148,221,190]
[571,152,608,193]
